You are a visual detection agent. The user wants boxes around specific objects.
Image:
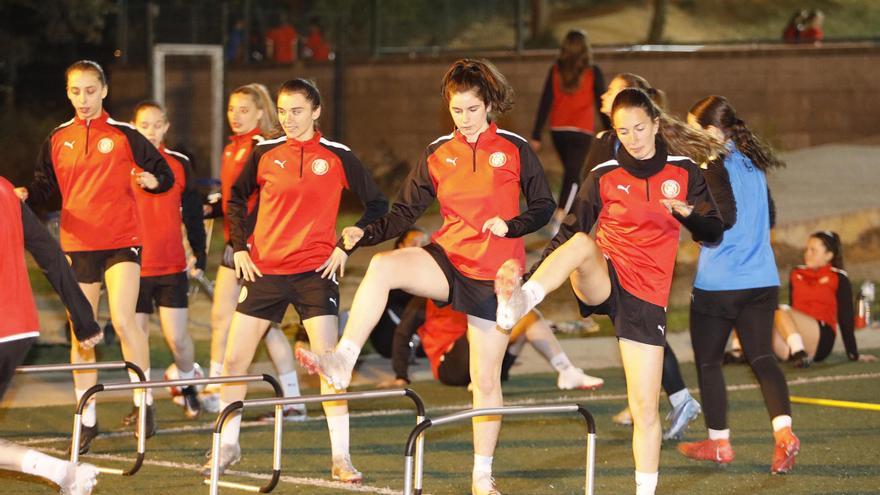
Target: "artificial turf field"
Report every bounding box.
[2,357,879,494]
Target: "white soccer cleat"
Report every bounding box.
[494,259,528,330]
[295,348,352,390]
[200,443,242,478]
[557,367,604,391]
[331,455,364,484]
[472,471,502,495]
[59,462,99,495]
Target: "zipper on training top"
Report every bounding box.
[299,146,304,178]
[644,178,650,201]
[85,120,91,154]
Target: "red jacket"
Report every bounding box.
[0,177,99,343]
[133,147,206,277]
[220,128,263,242]
[229,132,387,274]
[538,139,722,308]
[26,111,174,252]
[357,123,555,280]
[790,264,858,359]
[417,300,468,379]
[532,64,607,140]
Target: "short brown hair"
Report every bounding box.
[66,60,106,86]
[440,59,513,116]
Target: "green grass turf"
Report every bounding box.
[2,358,879,494]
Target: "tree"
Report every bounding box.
[646,0,667,44]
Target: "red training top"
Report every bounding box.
[417,300,469,379]
[220,128,263,242]
[228,132,387,274]
[789,263,859,359]
[25,111,174,252]
[266,25,298,63]
[356,123,555,280]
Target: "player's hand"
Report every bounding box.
[341,226,364,251]
[234,250,262,282]
[529,139,542,153]
[136,171,159,190]
[316,247,348,279]
[660,198,694,217]
[13,187,28,201]
[482,216,509,237]
[858,353,877,362]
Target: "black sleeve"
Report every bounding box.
[581,133,613,183]
[837,273,858,361]
[228,148,261,252]
[179,156,208,271]
[25,136,61,206]
[204,195,224,219]
[702,158,737,230]
[20,202,100,342]
[788,270,795,306]
[592,65,611,130]
[505,143,556,238]
[675,162,724,243]
[531,67,554,141]
[121,126,174,194]
[390,296,427,382]
[335,148,389,252]
[767,186,777,229]
[357,149,437,250]
[528,171,603,278]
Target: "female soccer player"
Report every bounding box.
[130,101,206,419]
[297,59,555,494]
[202,83,306,419]
[204,79,387,483]
[495,88,723,495]
[679,94,799,474]
[17,60,173,453]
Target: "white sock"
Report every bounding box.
[708,428,730,440]
[219,401,241,446]
[549,353,573,373]
[772,415,792,432]
[635,471,658,495]
[473,454,493,475]
[21,450,69,486]
[129,369,154,406]
[668,388,692,409]
[209,360,223,378]
[337,338,361,367]
[786,334,806,354]
[74,388,97,427]
[326,413,350,459]
[521,280,546,310]
[279,370,301,398]
[178,366,196,380]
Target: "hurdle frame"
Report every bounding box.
[208,388,426,495]
[403,404,597,495]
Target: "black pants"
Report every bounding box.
[690,287,791,431]
[0,337,36,400]
[550,131,593,210]
[662,342,687,397]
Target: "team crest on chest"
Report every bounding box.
[661,179,680,199]
[489,151,507,168]
[97,137,114,154]
[311,158,329,175]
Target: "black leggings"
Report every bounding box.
[662,342,687,397]
[550,131,593,210]
[690,287,791,431]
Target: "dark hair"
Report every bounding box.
[394,227,426,249]
[278,78,322,109]
[613,73,667,110]
[557,30,592,93]
[66,60,106,86]
[689,95,785,171]
[810,231,844,269]
[132,100,165,121]
[611,88,724,164]
[805,9,824,24]
[441,59,513,117]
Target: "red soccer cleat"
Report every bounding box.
[678,438,735,465]
[771,427,800,474]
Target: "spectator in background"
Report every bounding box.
[782,10,807,43]
[266,12,298,64]
[304,18,333,62]
[800,10,825,44]
[225,19,246,63]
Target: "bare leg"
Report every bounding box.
[529,232,611,307]
[71,282,101,408]
[105,262,151,405]
[773,307,822,359]
[157,307,195,372]
[265,325,295,374]
[210,266,241,376]
[620,339,664,474]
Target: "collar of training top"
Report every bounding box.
[74,109,110,126]
[229,127,262,144]
[615,136,668,179]
[452,121,498,145]
[285,130,322,149]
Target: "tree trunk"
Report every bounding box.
[530,0,548,39]
[647,0,667,43]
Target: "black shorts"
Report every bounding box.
[813,321,836,363]
[0,337,36,400]
[67,246,142,284]
[577,258,667,347]
[136,272,189,313]
[436,336,518,387]
[423,243,496,321]
[236,271,339,324]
